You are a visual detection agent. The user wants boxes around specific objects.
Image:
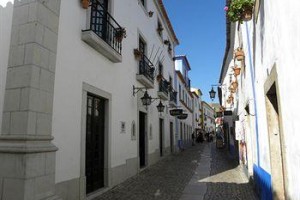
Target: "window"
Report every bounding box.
[179,85,181,99]
[139,37,146,55]
[81,0,123,62]
[158,62,163,75]
[157,20,163,38]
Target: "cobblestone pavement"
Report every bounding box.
[94,144,205,200]
[94,142,258,200]
[203,143,258,200]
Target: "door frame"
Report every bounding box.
[264,65,287,199]
[80,83,112,199]
[138,111,147,168]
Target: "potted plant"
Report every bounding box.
[115,27,126,42]
[81,0,90,9]
[231,80,238,90]
[232,65,241,76]
[224,0,254,23]
[133,48,142,60]
[234,48,244,61]
[157,25,164,35]
[156,74,163,82]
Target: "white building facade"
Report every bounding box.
[220,0,300,199]
[0,0,189,199]
[174,55,194,148]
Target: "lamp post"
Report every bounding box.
[156,100,165,113]
[209,87,216,101]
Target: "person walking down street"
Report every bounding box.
[192,132,195,146]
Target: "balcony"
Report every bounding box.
[157,77,169,100]
[82,0,123,63]
[136,54,155,88]
[169,88,177,107]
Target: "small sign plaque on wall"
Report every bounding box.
[120,121,126,133]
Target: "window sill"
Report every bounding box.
[81,30,122,63]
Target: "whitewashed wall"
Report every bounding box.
[53,0,177,184]
[251,0,300,198]
[0,0,13,132]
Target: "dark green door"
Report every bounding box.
[86,94,106,194]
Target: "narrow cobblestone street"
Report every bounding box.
[94,142,258,200]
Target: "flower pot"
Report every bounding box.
[233,67,241,76]
[229,85,236,93]
[235,48,244,61]
[231,81,238,90]
[156,74,163,82]
[81,0,90,9]
[115,28,126,42]
[242,7,253,21]
[133,49,142,60]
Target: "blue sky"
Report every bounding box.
[163,0,226,102]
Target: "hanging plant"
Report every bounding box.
[133,48,142,60]
[233,66,241,76]
[81,0,90,9]
[231,81,239,90]
[115,27,126,42]
[234,48,245,61]
[156,74,163,82]
[224,0,254,23]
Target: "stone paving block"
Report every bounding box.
[36,2,59,33]
[40,68,54,92]
[43,27,58,53]
[19,22,44,45]
[2,178,24,200]
[25,43,50,69]
[36,113,52,135]
[8,45,25,67]
[1,112,11,134]
[3,88,21,111]
[6,65,40,89]
[12,4,29,26]
[180,194,204,200]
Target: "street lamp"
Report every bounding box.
[140,91,152,106]
[156,100,165,113]
[209,87,216,101]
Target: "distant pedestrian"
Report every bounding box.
[192,132,195,146]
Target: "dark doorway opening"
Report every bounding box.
[159,119,164,157]
[139,112,146,168]
[170,122,174,153]
[86,94,106,194]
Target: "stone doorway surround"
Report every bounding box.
[264,65,287,200]
[0,0,62,199]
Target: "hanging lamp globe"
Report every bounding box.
[141,91,152,106]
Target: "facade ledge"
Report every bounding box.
[136,74,154,89]
[81,30,122,63]
[157,91,168,100]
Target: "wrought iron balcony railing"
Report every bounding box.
[169,88,177,103]
[85,0,123,54]
[139,54,155,83]
[159,78,169,96]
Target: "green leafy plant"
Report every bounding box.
[224,0,254,23]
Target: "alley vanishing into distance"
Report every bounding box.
[94,142,258,200]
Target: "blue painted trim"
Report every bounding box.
[253,165,273,200]
[245,22,260,166]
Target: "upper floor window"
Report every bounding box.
[157,20,163,38]
[158,62,163,75]
[139,37,146,55]
[82,0,124,62]
[179,85,181,99]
